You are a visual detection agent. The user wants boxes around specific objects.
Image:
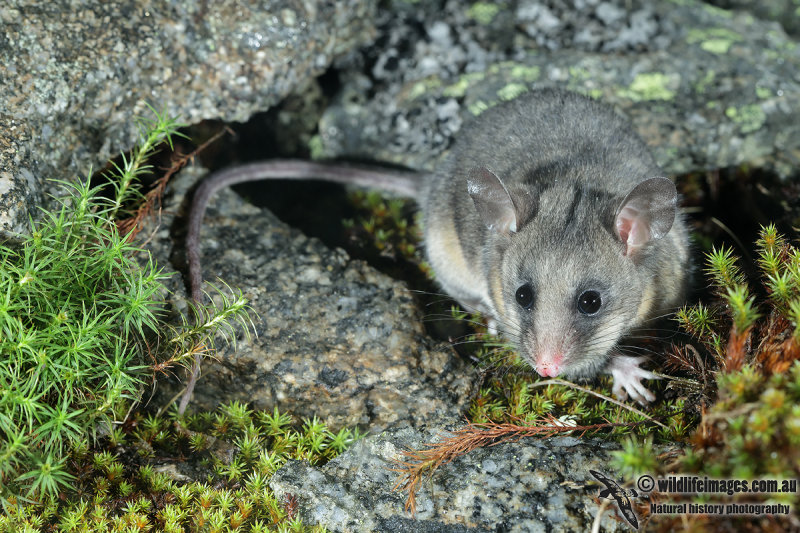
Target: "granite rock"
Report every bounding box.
[0,0,376,239]
[270,423,645,532]
[317,0,800,178]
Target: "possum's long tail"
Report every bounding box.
[179,160,418,414]
[186,160,419,303]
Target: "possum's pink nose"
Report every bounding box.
[537,365,560,377]
[536,353,563,377]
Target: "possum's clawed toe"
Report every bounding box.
[608,355,659,405]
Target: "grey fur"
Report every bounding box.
[422,89,689,385]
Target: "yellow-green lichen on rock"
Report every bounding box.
[756,86,772,100]
[442,72,484,98]
[568,66,591,81]
[702,3,733,18]
[701,39,733,54]
[687,27,742,55]
[566,66,605,98]
[725,104,767,134]
[468,99,495,116]
[618,72,677,101]
[497,83,528,101]
[408,77,442,100]
[508,64,541,82]
[466,2,503,25]
[693,70,716,94]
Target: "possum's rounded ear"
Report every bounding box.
[467,167,518,234]
[614,177,677,256]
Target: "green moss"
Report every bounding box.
[0,106,256,512]
[0,402,358,531]
[611,435,658,478]
[345,191,419,256]
[682,364,800,506]
[0,110,178,506]
[725,103,766,134]
[676,225,800,479]
[621,224,800,528]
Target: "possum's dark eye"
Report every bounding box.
[515,284,534,310]
[577,290,602,315]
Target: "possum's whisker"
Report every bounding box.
[623,334,680,343]
[420,314,492,329]
[447,338,496,349]
[615,344,666,357]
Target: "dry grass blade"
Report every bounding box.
[117,126,233,239]
[392,415,644,514]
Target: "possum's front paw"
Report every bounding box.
[607,356,659,405]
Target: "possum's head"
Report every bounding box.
[467,167,681,379]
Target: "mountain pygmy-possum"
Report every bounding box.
[185,89,689,405]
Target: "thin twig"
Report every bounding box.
[528,378,668,429]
